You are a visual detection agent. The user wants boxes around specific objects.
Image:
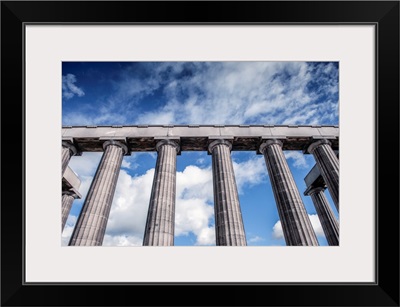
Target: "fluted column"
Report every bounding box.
[69,140,128,246]
[62,188,81,231]
[306,186,339,246]
[62,141,78,177]
[260,140,318,246]
[209,139,247,246]
[143,140,179,246]
[307,139,339,212]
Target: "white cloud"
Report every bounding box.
[138,110,176,125]
[272,220,285,239]
[308,214,324,237]
[232,156,267,194]
[175,198,215,245]
[196,158,206,165]
[62,74,85,100]
[68,152,101,176]
[61,215,77,246]
[248,235,264,243]
[152,61,323,125]
[102,234,143,247]
[105,169,155,242]
[176,165,213,200]
[284,151,310,169]
[175,165,215,245]
[62,111,128,126]
[121,156,139,170]
[272,214,324,240]
[196,227,216,246]
[121,160,131,169]
[62,62,338,126]
[68,152,102,197]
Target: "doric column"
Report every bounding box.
[208,139,247,246]
[305,186,339,246]
[62,188,81,231]
[69,140,128,246]
[260,139,319,246]
[307,139,339,212]
[62,140,78,177]
[143,140,179,246]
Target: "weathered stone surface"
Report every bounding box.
[61,141,77,177]
[307,139,339,212]
[62,166,81,191]
[62,126,340,247]
[260,139,319,246]
[209,139,247,246]
[61,166,82,231]
[143,140,179,246]
[62,189,80,231]
[69,140,127,246]
[306,186,339,246]
[61,125,339,152]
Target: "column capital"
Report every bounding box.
[304,185,326,196]
[155,139,180,154]
[62,140,78,156]
[102,139,129,155]
[62,188,82,199]
[259,139,283,154]
[208,138,232,154]
[306,139,332,154]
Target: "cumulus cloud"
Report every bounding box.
[175,198,215,245]
[232,155,268,194]
[62,62,339,126]
[175,166,215,245]
[272,214,324,240]
[101,165,215,246]
[62,74,85,100]
[104,169,155,245]
[176,165,213,200]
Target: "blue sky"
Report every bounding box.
[61,61,339,246]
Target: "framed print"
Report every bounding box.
[1,1,399,306]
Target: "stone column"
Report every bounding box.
[143,140,179,246]
[209,139,247,246]
[62,141,78,178]
[307,139,339,212]
[260,139,319,246]
[69,140,128,246]
[305,186,339,246]
[62,188,81,231]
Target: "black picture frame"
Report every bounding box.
[1,1,399,306]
